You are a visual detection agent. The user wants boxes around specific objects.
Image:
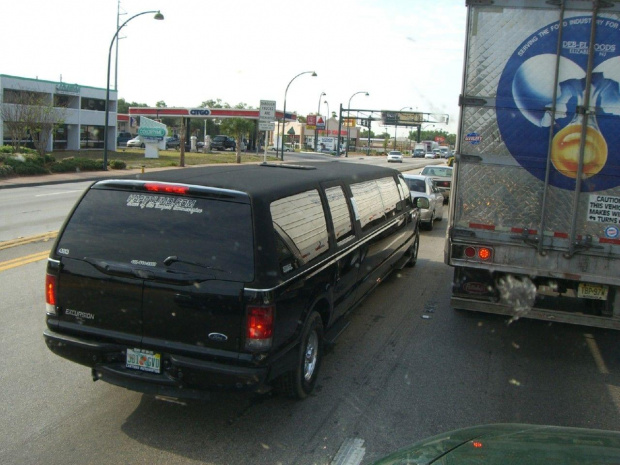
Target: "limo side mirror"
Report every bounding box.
[415,197,430,209]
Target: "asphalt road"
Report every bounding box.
[1,206,619,464]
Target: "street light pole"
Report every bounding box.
[324,100,329,151]
[345,91,368,158]
[103,10,163,171]
[314,91,326,152]
[395,106,412,150]
[281,70,317,161]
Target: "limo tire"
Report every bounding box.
[274,311,324,399]
[406,230,420,267]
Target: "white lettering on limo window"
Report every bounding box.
[126,194,203,214]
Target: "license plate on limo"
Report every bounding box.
[126,348,161,373]
[577,283,609,301]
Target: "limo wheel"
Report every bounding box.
[406,231,420,267]
[274,311,324,399]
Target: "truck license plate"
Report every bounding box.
[577,283,608,301]
[126,348,161,373]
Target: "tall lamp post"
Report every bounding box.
[103,10,164,171]
[280,70,317,161]
[395,106,412,150]
[314,91,326,151]
[324,100,329,151]
[345,91,368,157]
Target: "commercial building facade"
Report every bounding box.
[0,74,117,152]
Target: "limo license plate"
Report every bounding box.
[577,283,608,301]
[126,348,161,373]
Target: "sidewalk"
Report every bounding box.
[0,165,191,190]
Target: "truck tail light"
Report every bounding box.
[45,273,58,315]
[245,305,274,351]
[458,245,494,262]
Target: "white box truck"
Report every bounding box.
[445,0,620,329]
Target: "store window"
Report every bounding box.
[80,98,106,112]
[53,125,68,150]
[80,125,104,149]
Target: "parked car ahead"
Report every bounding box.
[43,162,428,401]
[424,151,436,159]
[165,136,181,149]
[210,135,236,151]
[117,132,133,146]
[126,136,144,148]
[402,174,444,230]
[387,150,403,163]
[420,165,453,203]
[413,148,426,158]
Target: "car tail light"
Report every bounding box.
[144,182,189,195]
[245,305,274,351]
[45,273,58,315]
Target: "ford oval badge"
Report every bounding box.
[208,332,228,342]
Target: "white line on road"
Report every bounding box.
[35,190,81,197]
[584,333,609,375]
[331,438,365,465]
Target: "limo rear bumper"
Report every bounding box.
[44,328,271,399]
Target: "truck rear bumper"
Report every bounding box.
[44,329,270,398]
[451,296,620,331]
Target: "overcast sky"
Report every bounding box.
[3,0,466,134]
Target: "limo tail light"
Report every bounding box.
[45,273,58,315]
[245,305,274,351]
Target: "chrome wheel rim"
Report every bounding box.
[303,331,318,382]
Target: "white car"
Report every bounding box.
[424,151,436,159]
[387,150,403,163]
[126,136,144,148]
[402,173,444,230]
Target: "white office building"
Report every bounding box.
[0,74,117,152]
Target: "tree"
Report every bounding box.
[360,129,375,138]
[1,89,30,153]
[220,117,255,163]
[155,100,167,108]
[1,88,65,157]
[27,95,66,159]
[117,98,148,114]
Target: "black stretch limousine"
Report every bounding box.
[44,161,428,399]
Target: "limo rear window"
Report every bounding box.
[56,189,254,282]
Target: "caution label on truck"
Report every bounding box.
[588,195,620,224]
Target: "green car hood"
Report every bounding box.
[373,424,620,465]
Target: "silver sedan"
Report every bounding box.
[402,173,444,230]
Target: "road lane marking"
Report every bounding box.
[331,438,365,465]
[35,190,81,197]
[584,333,609,375]
[0,232,58,251]
[0,251,50,272]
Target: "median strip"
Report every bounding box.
[0,251,50,272]
[0,232,58,251]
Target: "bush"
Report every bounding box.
[50,158,104,173]
[0,165,15,177]
[110,160,126,170]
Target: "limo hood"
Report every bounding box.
[49,182,255,354]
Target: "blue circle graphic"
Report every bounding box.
[496,16,620,191]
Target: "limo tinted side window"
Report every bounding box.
[325,186,354,246]
[350,180,387,232]
[271,189,329,272]
[376,177,401,218]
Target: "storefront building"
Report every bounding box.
[0,74,116,152]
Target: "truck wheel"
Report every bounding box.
[274,311,324,399]
[406,231,419,267]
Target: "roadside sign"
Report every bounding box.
[259,121,275,131]
[259,100,276,122]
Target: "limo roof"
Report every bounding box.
[120,161,402,200]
